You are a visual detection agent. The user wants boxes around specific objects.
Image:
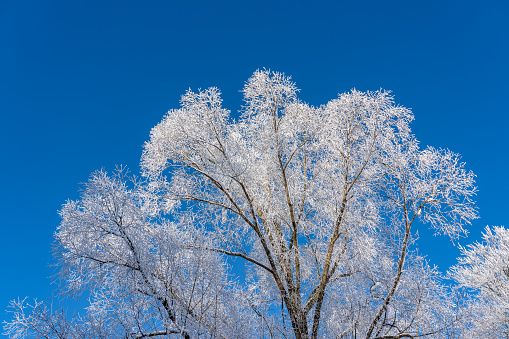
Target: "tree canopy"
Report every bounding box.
[6,70,501,339]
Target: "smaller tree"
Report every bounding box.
[450,226,509,338]
[4,169,256,339]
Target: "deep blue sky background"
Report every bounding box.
[1,0,508,329]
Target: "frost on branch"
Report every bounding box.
[5,70,480,339]
[450,226,509,338]
[7,169,257,338]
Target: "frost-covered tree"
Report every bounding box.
[4,70,478,339]
[5,170,256,339]
[449,226,509,338]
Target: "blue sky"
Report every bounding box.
[1,0,508,327]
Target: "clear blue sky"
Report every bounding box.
[1,0,508,328]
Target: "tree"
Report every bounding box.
[449,226,509,338]
[4,70,478,339]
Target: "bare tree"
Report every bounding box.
[450,226,509,338]
[5,70,478,339]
